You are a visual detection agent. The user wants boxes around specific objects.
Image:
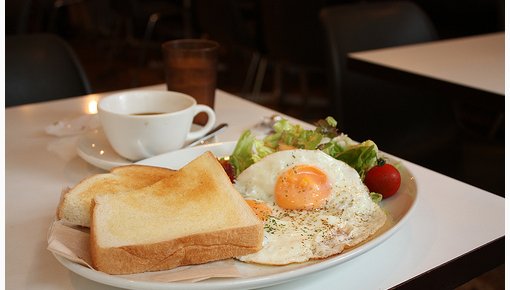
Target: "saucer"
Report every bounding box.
[76,125,205,171]
[76,129,132,170]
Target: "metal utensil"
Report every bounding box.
[261,114,283,128]
[252,114,282,133]
[186,123,228,148]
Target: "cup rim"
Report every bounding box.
[98,90,197,118]
[161,39,220,52]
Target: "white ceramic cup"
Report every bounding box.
[98,90,216,161]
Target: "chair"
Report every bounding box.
[107,0,191,71]
[6,33,92,107]
[192,0,264,97]
[319,1,461,173]
[5,0,31,34]
[258,0,328,110]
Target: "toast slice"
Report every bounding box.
[57,165,176,227]
[90,152,264,275]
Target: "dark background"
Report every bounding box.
[5,0,505,288]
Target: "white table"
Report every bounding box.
[348,32,504,96]
[5,85,504,289]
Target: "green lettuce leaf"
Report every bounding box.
[314,116,339,138]
[229,130,274,175]
[333,140,379,180]
[263,119,324,150]
[229,117,379,180]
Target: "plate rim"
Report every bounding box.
[56,141,418,290]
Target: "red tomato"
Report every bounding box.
[364,163,401,198]
[219,158,236,183]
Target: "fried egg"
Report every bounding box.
[234,149,386,265]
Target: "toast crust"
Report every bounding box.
[90,221,263,274]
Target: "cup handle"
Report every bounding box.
[186,105,216,141]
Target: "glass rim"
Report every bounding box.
[162,39,220,52]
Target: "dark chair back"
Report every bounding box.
[5,0,32,34]
[255,0,328,112]
[321,1,437,57]
[193,0,265,96]
[193,0,258,49]
[320,1,460,172]
[6,33,91,107]
[259,0,326,68]
[320,1,437,116]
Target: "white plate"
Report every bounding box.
[57,142,417,290]
[76,125,205,170]
[76,129,132,170]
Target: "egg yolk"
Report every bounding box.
[246,199,272,221]
[274,165,331,210]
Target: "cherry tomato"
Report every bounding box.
[219,158,236,183]
[364,163,401,198]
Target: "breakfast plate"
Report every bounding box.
[57,142,417,290]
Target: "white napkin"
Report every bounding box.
[47,220,242,282]
[45,114,101,161]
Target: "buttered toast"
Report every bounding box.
[90,152,264,274]
[57,165,176,227]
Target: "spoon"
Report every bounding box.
[186,123,228,148]
[261,114,282,129]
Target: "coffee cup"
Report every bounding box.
[98,90,216,161]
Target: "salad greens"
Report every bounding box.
[369,192,383,203]
[229,117,379,180]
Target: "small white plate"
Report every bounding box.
[76,125,205,170]
[76,129,133,170]
[58,142,418,290]
[76,129,132,170]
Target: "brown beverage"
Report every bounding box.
[162,39,219,125]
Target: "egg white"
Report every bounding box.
[234,149,386,265]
